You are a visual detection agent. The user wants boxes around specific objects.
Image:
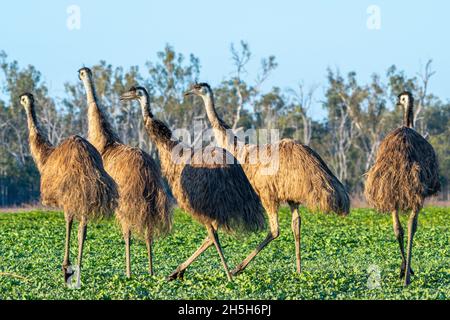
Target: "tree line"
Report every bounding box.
[1,42,449,206]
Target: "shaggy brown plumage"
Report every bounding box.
[79,68,172,277]
[365,127,440,213]
[364,91,440,286]
[237,141,350,215]
[40,136,118,220]
[176,147,265,233]
[19,93,118,286]
[185,83,350,275]
[101,146,172,237]
[120,86,265,281]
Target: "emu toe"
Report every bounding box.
[167,269,185,281]
[62,264,74,285]
[231,267,244,277]
[399,263,415,279]
[404,275,413,287]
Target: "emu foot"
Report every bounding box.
[399,263,414,279]
[167,269,185,281]
[231,266,244,277]
[62,264,74,285]
[404,272,414,287]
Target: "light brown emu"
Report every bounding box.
[120,86,265,281]
[185,83,350,275]
[19,93,118,285]
[79,68,172,278]
[365,92,440,286]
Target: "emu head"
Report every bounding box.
[397,91,414,112]
[19,93,34,111]
[120,86,148,102]
[398,91,415,128]
[184,83,212,98]
[78,67,93,81]
[120,86,151,118]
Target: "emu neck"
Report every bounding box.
[139,98,172,149]
[82,76,120,153]
[202,94,234,151]
[25,104,53,172]
[139,94,153,119]
[404,102,414,128]
[139,97,183,182]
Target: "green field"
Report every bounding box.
[0,207,448,300]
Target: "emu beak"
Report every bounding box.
[184,89,195,97]
[120,91,138,102]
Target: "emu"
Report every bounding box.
[79,68,172,278]
[365,91,440,286]
[185,83,350,275]
[19,93,118,285]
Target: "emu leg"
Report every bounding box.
[392,210,406,278]
[392,210,414,278]
[404,210,419,286]
[123,228,131,278]
[168,236,213,281]
[62,213,74,284]
[207,225,232,282]
[76,217,88,287]
[232,212,280,276]
[146,230,154,276]
[290,203,302,274]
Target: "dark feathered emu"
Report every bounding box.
[79,68,172,278]
[120,86,265,282]
[19,93,118,285]
[185,83,350,275]
[365,91,440,286]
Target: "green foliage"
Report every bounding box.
[0,208,448,300]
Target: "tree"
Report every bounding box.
[227,41,277,132]
[286,83,317,145]
[1,47,449,206]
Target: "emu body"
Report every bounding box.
[20,93,118,285]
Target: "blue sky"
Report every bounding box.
[1,0,449,119]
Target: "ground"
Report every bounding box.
[0,207,448,300]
